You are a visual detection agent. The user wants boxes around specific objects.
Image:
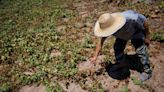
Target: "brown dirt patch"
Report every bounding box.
[19,84,46,92]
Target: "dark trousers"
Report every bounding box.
[114,38,151,72]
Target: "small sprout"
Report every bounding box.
[121,85,129,92]
[131,76,142,85]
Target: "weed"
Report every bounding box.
[151,31,164,42]
[121,85,129,92]
[44,80,63,92]
[131,76,142,86]
[82,35,95,48]
[159,1,164,9]
[0,82,12,92]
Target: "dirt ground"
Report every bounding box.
[19,0,164,92]
[20,43,164,92]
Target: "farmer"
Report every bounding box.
[91,10,152,81]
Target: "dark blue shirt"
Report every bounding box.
[113,10,146,40]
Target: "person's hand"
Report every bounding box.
[145,38,151,46]
[90,56,97,64]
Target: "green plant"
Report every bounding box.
[0,82,12,92]
[44,80,63,92]
[82,35,95,48]
[0,0,79,91]
[159,1,164,9]
[151,31,164,42]
[121,85,129,92]
[131,76,142,85]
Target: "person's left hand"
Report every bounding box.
[145,38,151,46]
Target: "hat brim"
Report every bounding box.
[94,13,126,37]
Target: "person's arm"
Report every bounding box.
[143,20,151,46]
[90,37,107,63]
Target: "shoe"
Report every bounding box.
[140,71,152,81]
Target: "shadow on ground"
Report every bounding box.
[105,54,144,80]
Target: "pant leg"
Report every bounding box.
[131,39,151,73]
[114,38,127,62]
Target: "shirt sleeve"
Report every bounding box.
[122,10,138,20]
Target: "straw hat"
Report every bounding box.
[94,13,126,37]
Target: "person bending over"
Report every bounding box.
[91,10,152,81]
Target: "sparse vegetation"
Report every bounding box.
[0,0,84,91]
[0,0,163,92]
[44,80,63,92]
[89,81,105,92]
[151,31,164,42]
[121,85,129,92]
[0,82,12,92]
[131,76,142,86]
[82,35,95,48]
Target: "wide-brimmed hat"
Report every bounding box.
[94,13,126,37]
